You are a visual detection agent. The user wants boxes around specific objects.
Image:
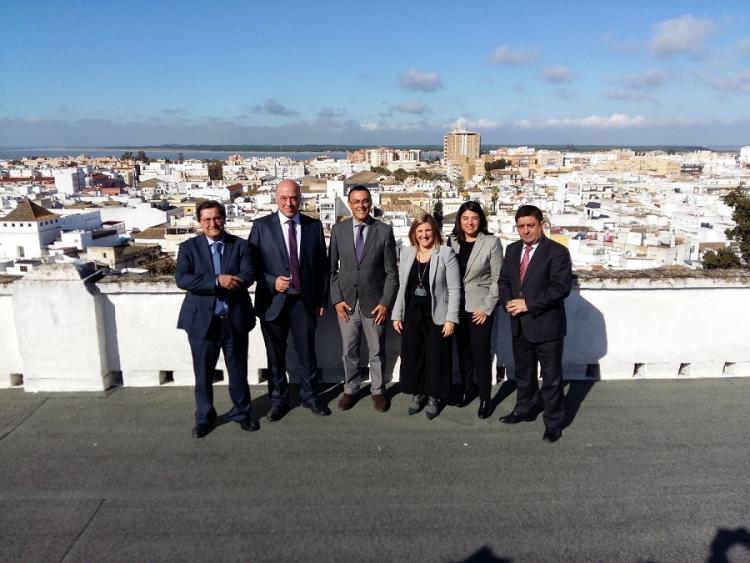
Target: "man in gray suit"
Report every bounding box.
[329,185,398,411]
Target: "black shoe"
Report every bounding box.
[192,422,213,438]
[239,418,259,432]
[478,400,492,419]
[302,399,331,416]
[543,427,562,443]
[459,386,477,407]
[499,411,536,424]
[266,404,290,422]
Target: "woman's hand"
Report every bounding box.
[471,311,488,325]
[392,320,403,334]
[442,321,455,338]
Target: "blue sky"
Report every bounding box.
[1,0,749,146]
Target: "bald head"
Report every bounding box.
[275,180,301,218]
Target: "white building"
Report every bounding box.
[0,199,62,259]
[52,167,86,195]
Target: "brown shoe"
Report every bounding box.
[338,393,354,410]
[372,394,387,412]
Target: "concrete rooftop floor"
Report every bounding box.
[0,379,748,562]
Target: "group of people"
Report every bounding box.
[176,180,573,443]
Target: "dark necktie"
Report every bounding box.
[519,244,532,282]
[355,223,365,263]
[287,220,301,292]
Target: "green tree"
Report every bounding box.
[371,166,390,175]
[121,151,134,160]
[177,152,185,163]
[722,186,750,265]
[135,150,150,163]
[702,248,741,269]
[394,168,408,182]
[208,160,224,180]
[484,158,509,171]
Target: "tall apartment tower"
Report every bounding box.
[443,121,481,163]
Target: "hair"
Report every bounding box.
[196,200,226,221]
[452,200,490,244]
[347,184,371,202]
[515,204,544,224]
[408,213,443,247]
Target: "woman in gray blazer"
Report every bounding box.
[449,201,503,419]
[392,213,461,420]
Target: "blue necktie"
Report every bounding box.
[211,241,228,315]
[355,224,365,263]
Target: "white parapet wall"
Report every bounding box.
[0,267,749,392]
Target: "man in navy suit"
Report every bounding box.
[249,179,331,421]
[176,200,257,438]
[499,205,572,443]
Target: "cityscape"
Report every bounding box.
[2,1,749,561]
[1,133,749,275]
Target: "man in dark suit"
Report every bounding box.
[329,185,398,412]
[249,179,331,421]
[176,200,257,438]
[498,205,572,443]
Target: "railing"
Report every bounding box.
[1,265,749,392]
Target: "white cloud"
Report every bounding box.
[697,69,750,95]
[605,69,664,101]
[515,113,647,129]
[541,66,573,83]
[649,15,715,56]
[736,37,750,56]
[450,117,503,130]
[398,68,443,92]
[490,46,539,64]
[252,98,298,116]
[394,100,427,114]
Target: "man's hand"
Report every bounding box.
[471,310,488,325]
[442,321,455,338]
[217,274,244,291]
[506,298,528,316]
[274,275,291,293]
[334,301,351,321]
[371,304,388,326]
[392,320,403,334]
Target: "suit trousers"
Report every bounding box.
[260,295,318,406]
[338,300,386,395]
[188,317,252,425]
[399,298,452,401]
[456,309,495,401]
[511,329,566,429]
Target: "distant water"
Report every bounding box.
[0,148,349,161]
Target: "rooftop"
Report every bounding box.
[1,198,58,222]
[1,379,746,561]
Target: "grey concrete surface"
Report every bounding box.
[0,379,748,562]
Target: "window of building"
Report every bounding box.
[17,246,24,258]
[20,265,28,272]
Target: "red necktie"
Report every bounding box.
[519,244,532,282]
[287,220,301,291]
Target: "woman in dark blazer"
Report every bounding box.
[392,213,461,420]
[448,201,503,419]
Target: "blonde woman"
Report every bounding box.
[392,214,461,419]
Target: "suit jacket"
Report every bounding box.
[498,235,572,343]
[329,217,398,315]
[248,212,328,322]
[449,232,503,315]
[392,244,461,325]
[176,233,255,339]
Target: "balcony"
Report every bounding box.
[1,265,749,392]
